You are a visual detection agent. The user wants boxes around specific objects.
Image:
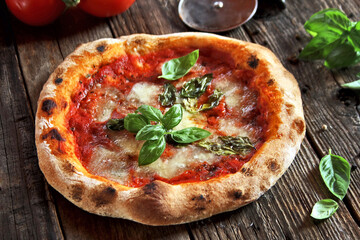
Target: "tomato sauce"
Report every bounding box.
[66,47,265,188]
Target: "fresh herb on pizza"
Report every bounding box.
[35,33,305,225]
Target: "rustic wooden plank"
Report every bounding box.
[0,4,63,239]
[243,0,360,224]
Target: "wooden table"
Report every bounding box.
[1,0,359,239]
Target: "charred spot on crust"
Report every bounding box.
[42,129,65,142]
[285,103,294,115]
[247,55,259,69]
[241,167,253,176]
[41,99,57,115]
[267,79,274,86]
[192,195,206,201]
[134,38,145,45]
[55,78,63,85]
[62,101,68,109]
[96,45,106,53]
[233,190,243,199]
[91,186,117,207]
[292,119,305,134]
[267,159,280,172]
[144,182,157,195]
[71,184,84,202]
[62,161,75,173]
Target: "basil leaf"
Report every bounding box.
[162,104,183,130]
[298,32,342,60]
[311,199,339,220]
[342,80,360,90]
[106,118,124,131]
[199,89,224,111]
[199,136,254,156]
[304,9,351,37]
[159,49,199,80]
[124,113,149,133]
[138,137,166,166]
[324,42,360,69]
[180,74,213,98]
[136,105,163,123]
[136,125,166,141]
[319,150,351,200]
[170,127,211,144]
[348,22,360,51]
[182,98,199,113]
[357,72,360,78]
[159,83,176,107]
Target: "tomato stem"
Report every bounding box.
[62,0,80,8]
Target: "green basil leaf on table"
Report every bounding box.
[136,125,166,141]
[136,104,163,123]
[182,98,199,113]
[180,74,213,98]
[159,83,177,107]
[170,127,211,144]
[138,137,166,166]
[342,80,360,90]
[159,49,199,80]
[124,113,149,133]
[199,136,254,156]
[162,104,183,130]
[348,22,360,51]
[199,89,224,111]
[304,9,351,37]
[106,118,124,131]
[319,150,351,200]
[310,199,339,220]
[298,32,342,60]
[324,42,360,69]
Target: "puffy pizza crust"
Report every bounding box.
[35,33,305,225]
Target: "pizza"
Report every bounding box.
[35,33,305,225]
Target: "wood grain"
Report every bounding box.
[0,4,63,239]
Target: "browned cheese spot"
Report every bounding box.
[91,186,117,207]
[41,99,57,115]
[71,184,85,202]
[42,129,65,142]
[247,55,259,69]
[292,119,305,135]
[96,45,106,53]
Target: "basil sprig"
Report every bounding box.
[342,72,360,90]
[299,9,360,69]
[107,104,211,166]
[159,49,199,80]
[319,149,351,200]
[310,149,351,220]
[310,199,339,220]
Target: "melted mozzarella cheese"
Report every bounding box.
[93,87,122,122]
[218,118,250,137]
[126,82,161,106]
[213,77,242,108]
[173,110,207,130]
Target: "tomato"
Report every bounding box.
[5,0,66,26]
[78,0,135,17]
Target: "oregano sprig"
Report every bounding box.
[107,104,211,166]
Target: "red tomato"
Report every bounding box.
[5,0,66,26]
[78,0,135,17]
